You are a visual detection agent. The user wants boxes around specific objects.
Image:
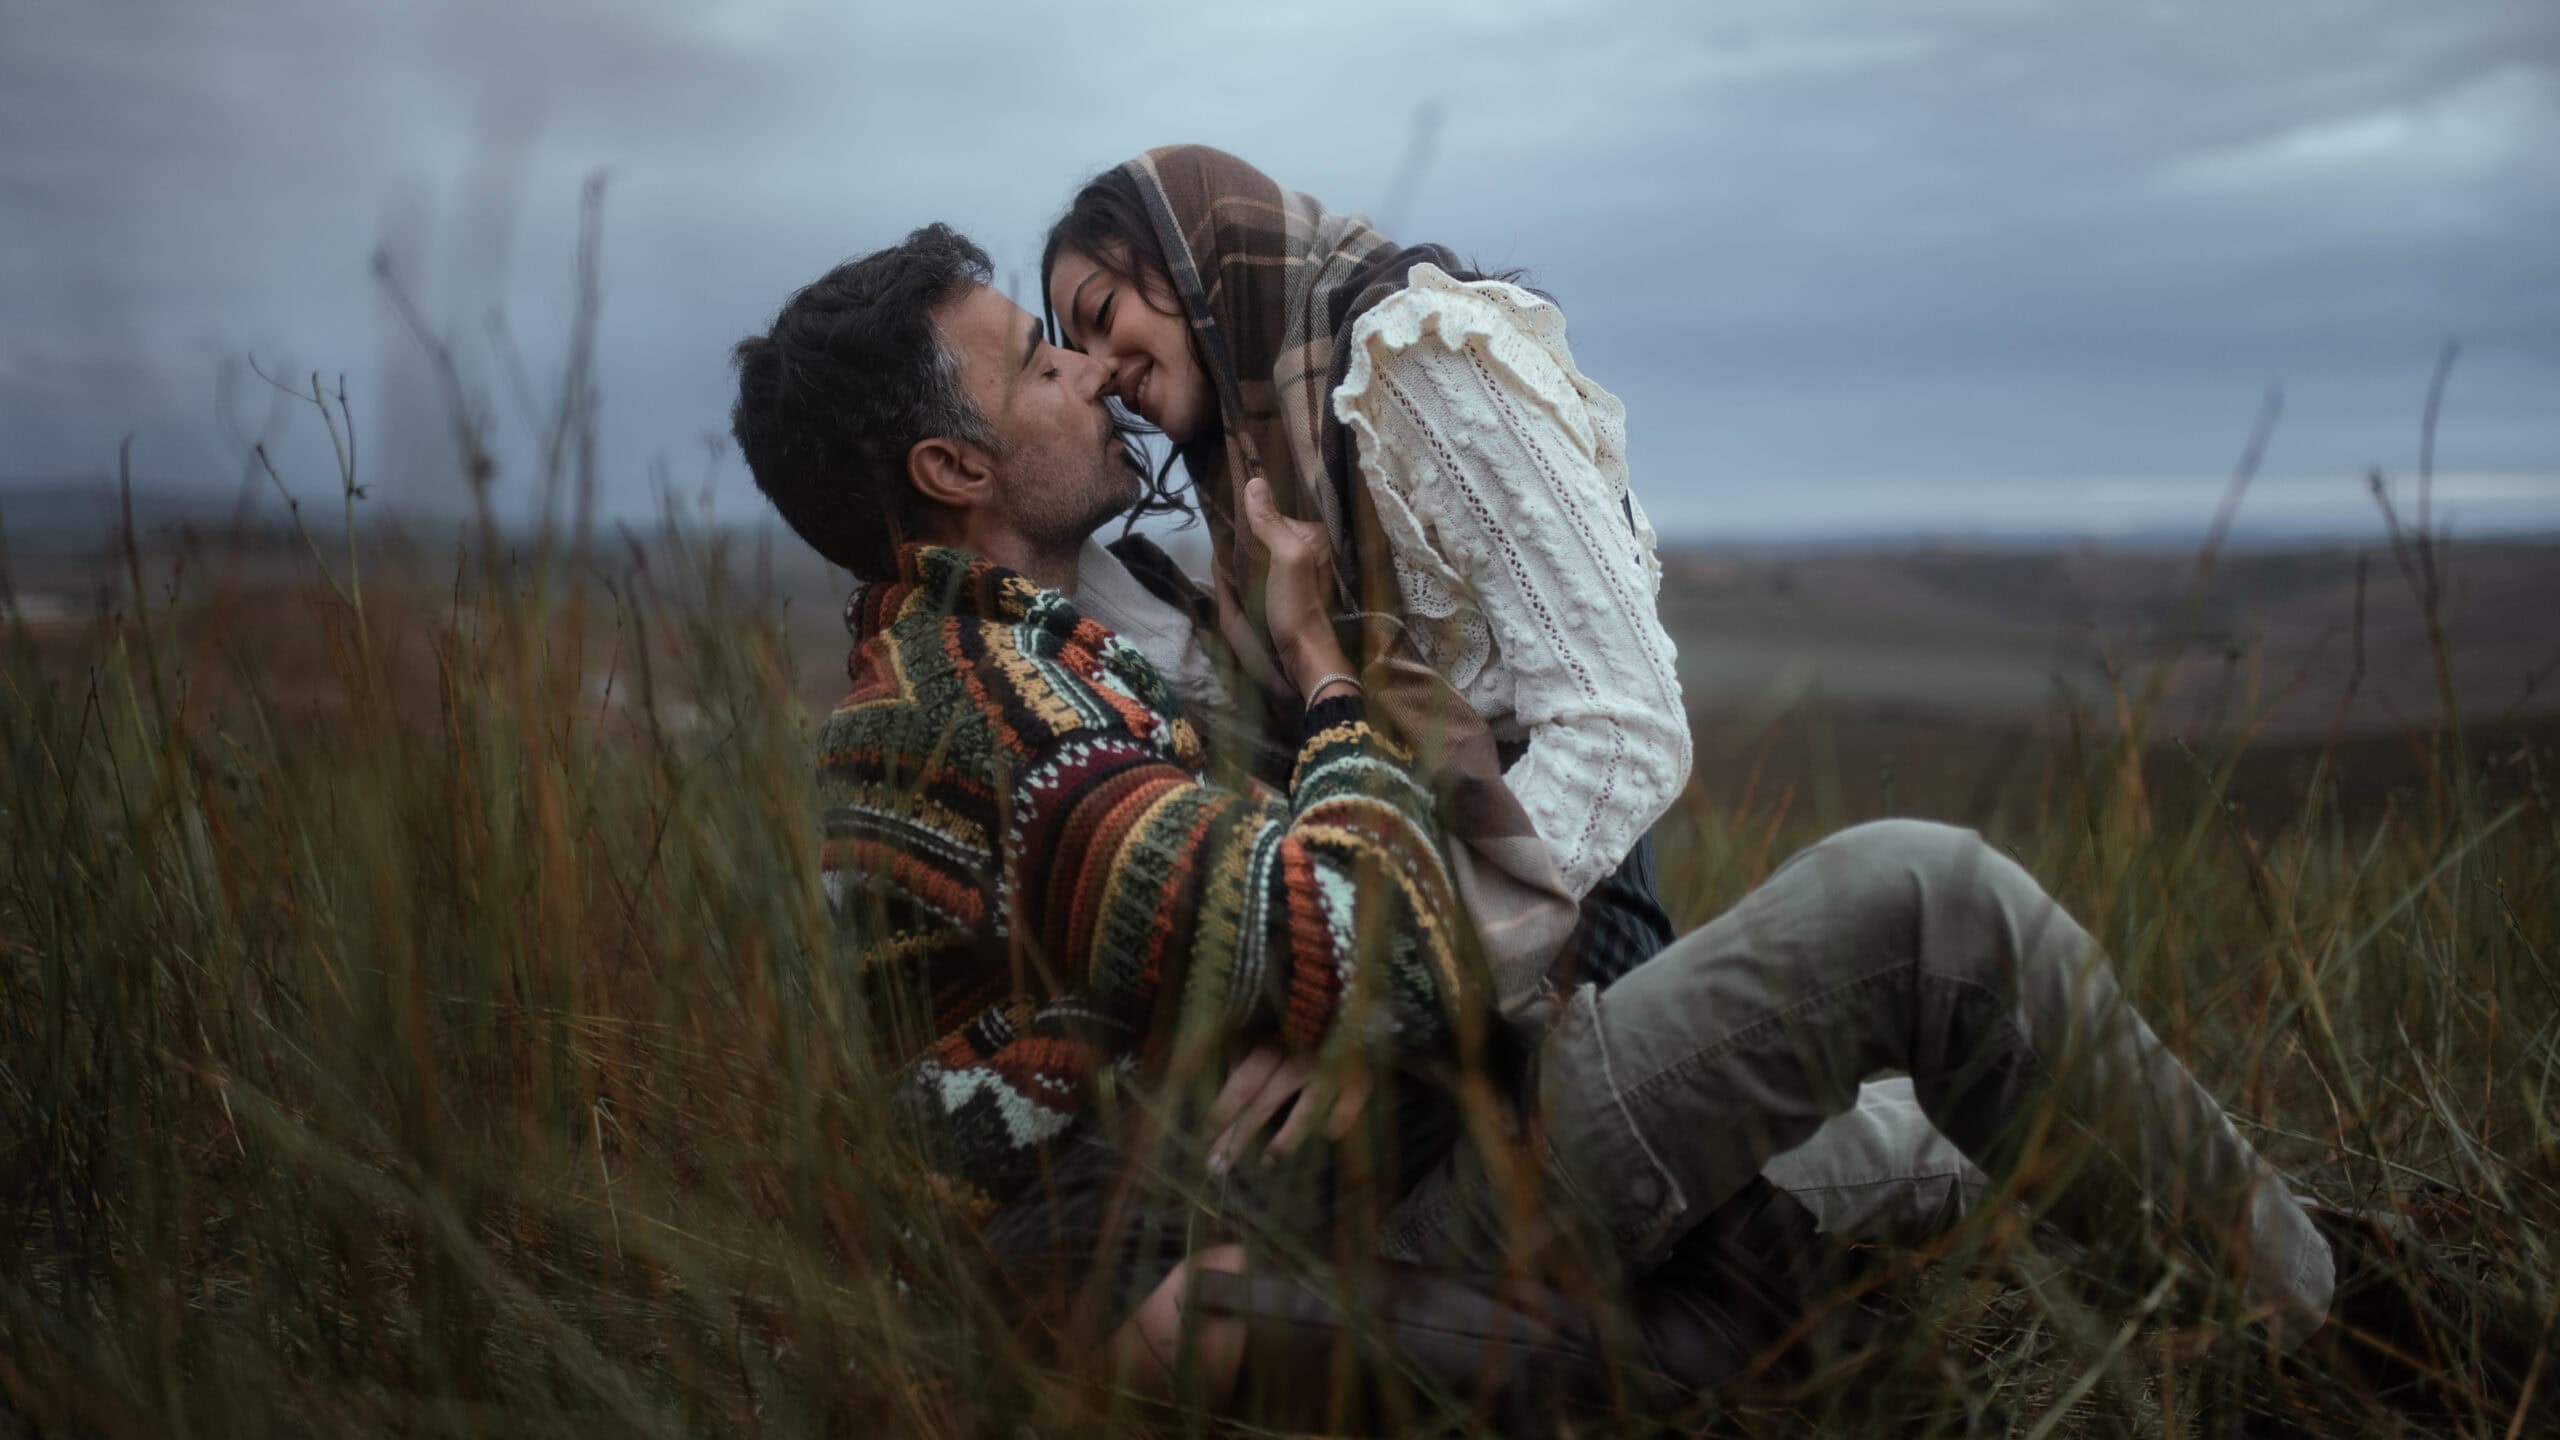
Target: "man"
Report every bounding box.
[730,226,1532,1402]
[730,226,2527,1431]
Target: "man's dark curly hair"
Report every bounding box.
[730,223,997,580]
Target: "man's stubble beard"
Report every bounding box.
[1003,438,1145,561]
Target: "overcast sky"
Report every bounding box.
[6,0,2557,542]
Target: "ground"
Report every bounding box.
[2,517,2553,1436]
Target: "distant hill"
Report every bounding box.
[0,480,257,553]
[11,488,2551,744]
[1655,539,2560,737]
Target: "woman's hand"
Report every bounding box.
[1204,1042,1373,1174]
[1241,474,1351,699]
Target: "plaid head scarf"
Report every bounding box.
[1114,144,1580,1025]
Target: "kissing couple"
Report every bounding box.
[727,144,2527,1431]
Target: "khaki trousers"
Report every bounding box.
[1383,820,2333,1333]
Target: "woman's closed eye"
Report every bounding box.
[1095,291,1115,338]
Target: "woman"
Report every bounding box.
[1043,145,1691,1008]
[1031,149,1861,1424]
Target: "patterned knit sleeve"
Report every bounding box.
[1008,693,1465,1062]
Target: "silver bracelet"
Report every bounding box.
[1304,671,1363,701]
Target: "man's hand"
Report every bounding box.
[1205,1043,1373,1174]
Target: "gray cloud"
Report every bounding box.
[3,0,2554,539]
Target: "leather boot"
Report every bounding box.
[1639,1174,1885,1394]
[1187,1178,1872,1432]
[2284,1199,2543,1428]
[1188,1261,1615,1431]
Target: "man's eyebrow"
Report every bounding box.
[1018,317,1042,373]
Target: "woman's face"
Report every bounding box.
[1047,247,1212,446]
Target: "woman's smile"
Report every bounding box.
[1044,247,1210,445]
[1127,362,1152,426]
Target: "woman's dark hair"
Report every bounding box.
[1040,168,1211,528]
[730,223,997,581]
[1043,166,1534,537]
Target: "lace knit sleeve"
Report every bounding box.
[1333,268,1691,900]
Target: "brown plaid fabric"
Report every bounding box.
[1118,145,1580,1026]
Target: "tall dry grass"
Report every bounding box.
[3,247,2553,1437]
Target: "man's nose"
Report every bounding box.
[1087,353,1121,403]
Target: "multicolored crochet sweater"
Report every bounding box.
[820,545,1470,1222]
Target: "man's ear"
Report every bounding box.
[908,435,994,512]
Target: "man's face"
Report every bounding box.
[936,283,1143,551]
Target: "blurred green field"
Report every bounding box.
[2,505,2555,1437]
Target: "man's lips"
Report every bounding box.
[1105,424,1146,476]
[1100,411,1143,473]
